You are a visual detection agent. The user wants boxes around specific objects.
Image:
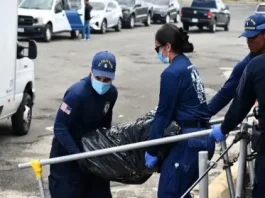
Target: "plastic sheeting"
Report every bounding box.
[79,109,181,184]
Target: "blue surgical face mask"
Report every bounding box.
[92,77,111,95]
[157,49,169,64]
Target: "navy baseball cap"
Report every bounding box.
[92,51,116,80]
[240,14,265,38]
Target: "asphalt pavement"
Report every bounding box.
[0,3,258,198]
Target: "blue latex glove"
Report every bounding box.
[145,152,158,169]
[210,125,226,142]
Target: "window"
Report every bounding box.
[257,5,265,12]
[55,0,63,11]
[108,2,117,9]
[90,2,105,10]
[116,0,135,6]
[62,0,71,10]
[147,0,169,6]
[69,0,81,9]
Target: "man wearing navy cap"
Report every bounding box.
[48,51,118,198]
[207,14,265,117]
[209,14,265,197]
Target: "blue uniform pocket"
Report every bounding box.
[158,162,189,195]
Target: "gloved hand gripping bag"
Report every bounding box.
[80,109,181,184]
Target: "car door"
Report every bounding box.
[68,0,85,26]
[53,0,65,32]
[216,0,226,24]
[169,0,175,19]
[111,1,121,25]
[135,0,145,21]
[106,2,116,27]
[220,0,229,24]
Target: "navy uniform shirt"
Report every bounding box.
[208,53,256,116]
[50,76,118,177]
[147,54,209,155]
[221,53,265,134]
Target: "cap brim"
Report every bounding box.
[239,30,260,38]
[257,23,265,30]
[92,69,115,80]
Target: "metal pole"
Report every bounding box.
[18,129,212,169]
[199,151,208,198]
[235,138,248,197]
[247,143,255,187]
[38,177,45,198]
[220,141,235,198]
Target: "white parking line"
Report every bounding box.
[45,126,53,132]
[219,67,233,79]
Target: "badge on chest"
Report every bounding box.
[103,101,111,115]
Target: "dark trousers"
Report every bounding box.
[48,138,112,198]
[157,127,216,198]
[49,173,112,198]
[252,153,265,197]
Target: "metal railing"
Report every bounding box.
[18,113,255,198]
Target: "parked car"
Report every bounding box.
[90,0,123,33]
[116,0,153,28]
[180,0,230,33]
[146,0,180,24]
[255,3,265,15]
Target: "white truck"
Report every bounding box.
[0,0,37,136]
[18,0,85,42]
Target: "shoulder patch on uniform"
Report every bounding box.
[103,102,110,115]
[60,102,72,115]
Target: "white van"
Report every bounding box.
[18,0,85,42]
[1,0,37,135]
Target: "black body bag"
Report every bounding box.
[79,109,181,184]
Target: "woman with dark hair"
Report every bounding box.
[145,23,215,198]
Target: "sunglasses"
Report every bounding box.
[155,45,163,53]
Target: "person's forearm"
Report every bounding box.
[54,125,81,154]
[147,115,169,156]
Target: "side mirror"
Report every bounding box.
[28,40,37,59]
[16,40,37,60]
[170,3,174,7]
[225,5,229,10]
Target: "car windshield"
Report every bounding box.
[116,0,135,6]
[257,5,265,12]
[90,2,105,10]
[146,0,169,6]
[19,0,53,9]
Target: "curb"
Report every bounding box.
[208,162,238,198]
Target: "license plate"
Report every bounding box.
[18,28,24,33]
[192,18,198,23]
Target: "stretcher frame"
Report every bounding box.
[18,113,255,198]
